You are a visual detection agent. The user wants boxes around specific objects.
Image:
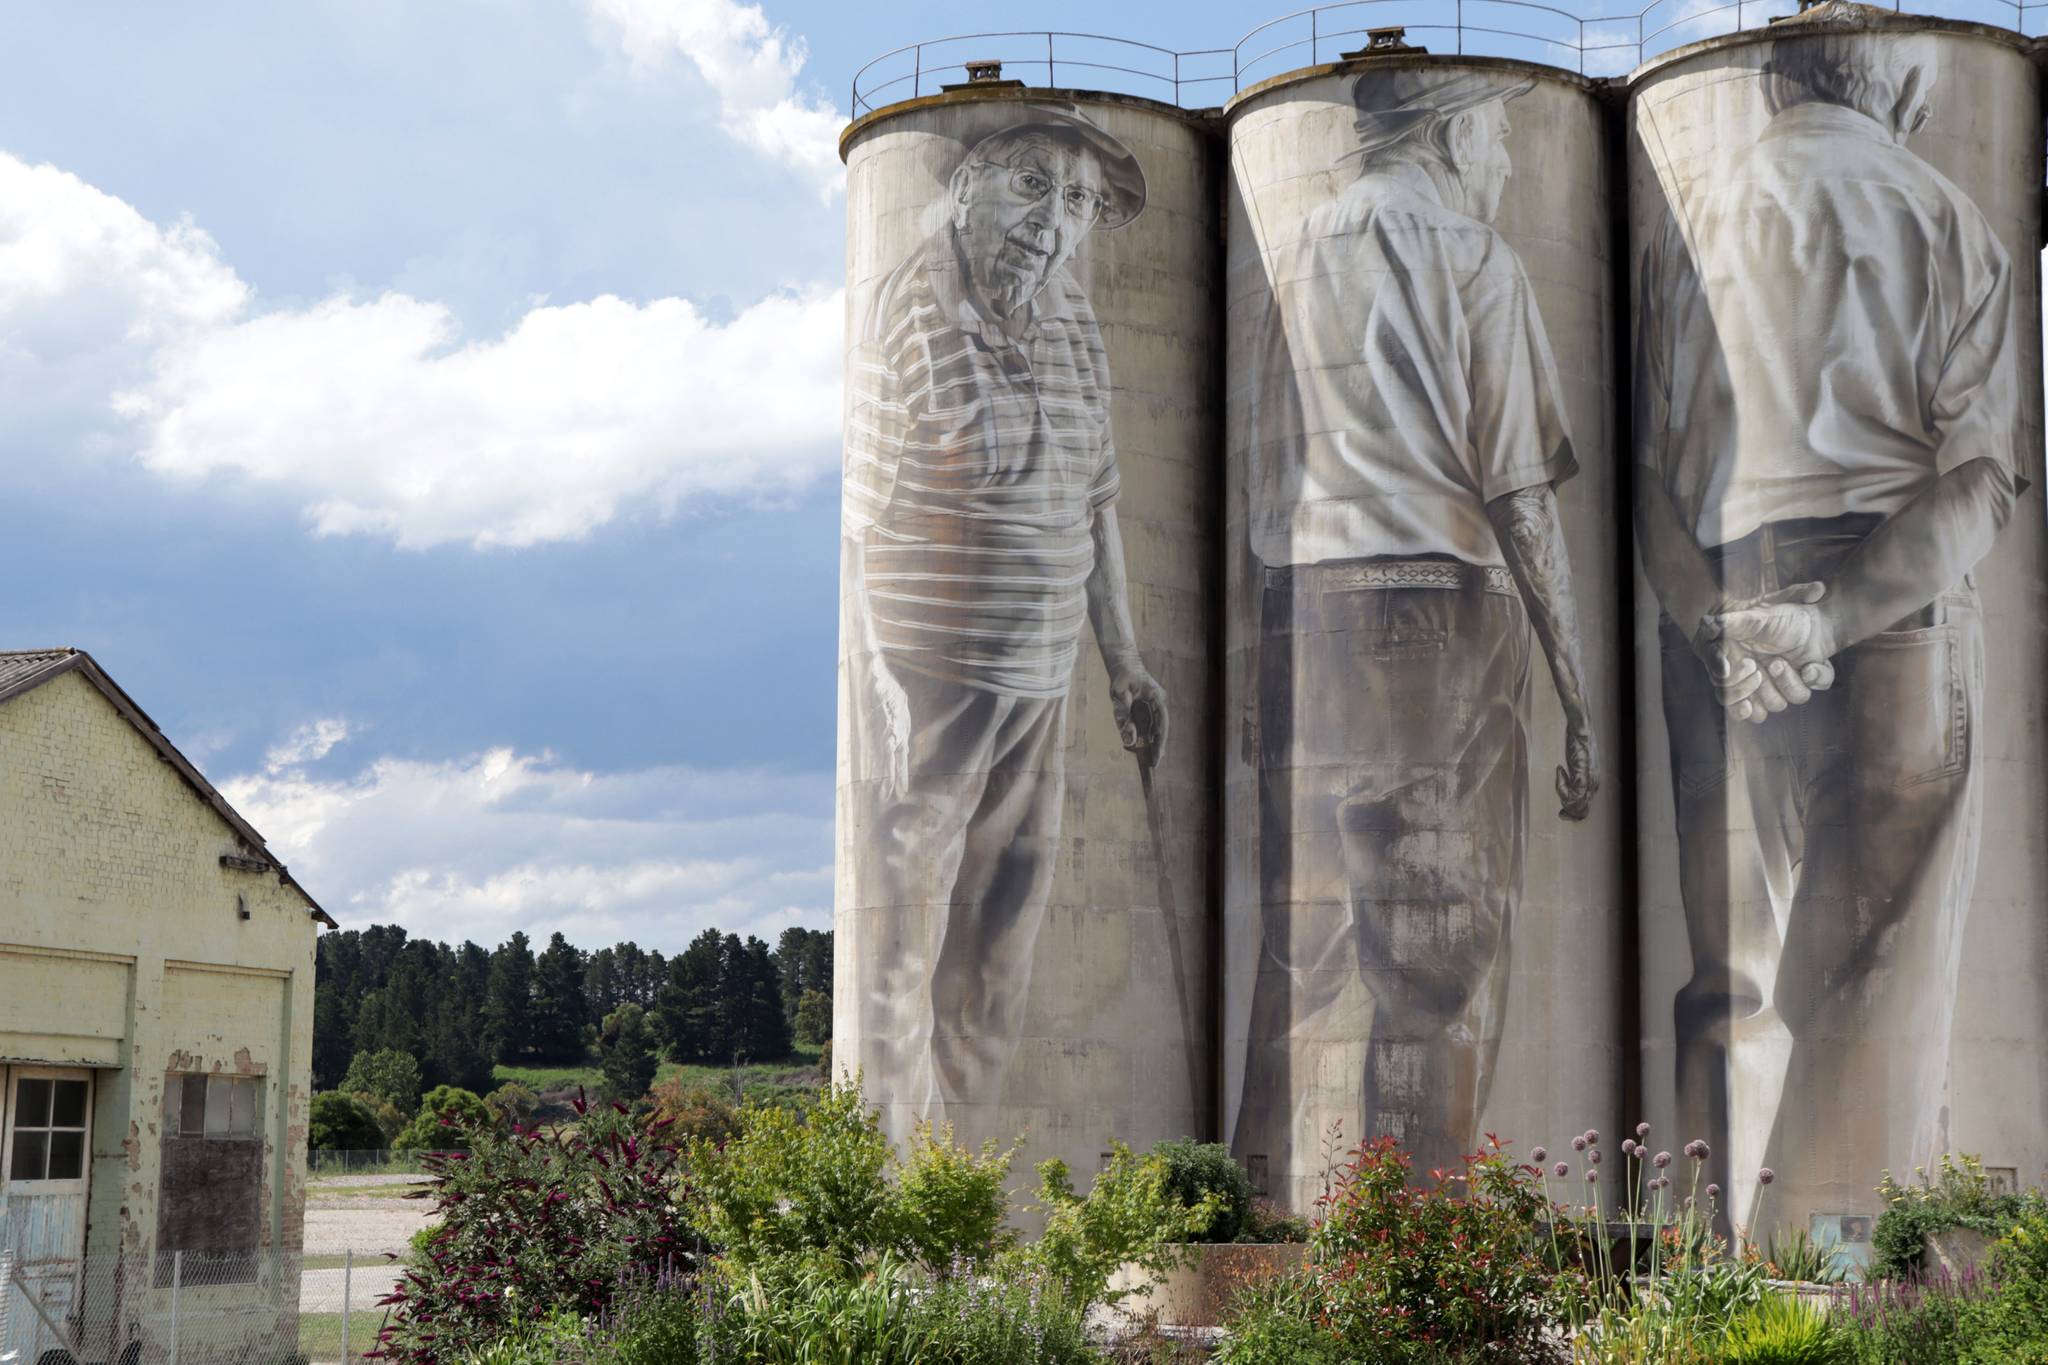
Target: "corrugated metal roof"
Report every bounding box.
[0,648,78,695]
[0,646,336,928]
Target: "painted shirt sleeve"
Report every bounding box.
[1466,231,1578,503]
[1929,216,2023,485]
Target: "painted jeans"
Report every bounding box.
[1661,514,1985,1234]
[1233,559,1531,1201]
[845,655,1067,1136]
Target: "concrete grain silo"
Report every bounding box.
[1626,5,2048,1248]
[1221,50,1626,1212]
[833,83,1221,1181]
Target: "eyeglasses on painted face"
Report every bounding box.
[978,161,1108,226]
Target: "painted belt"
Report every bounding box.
[1265,559,1517,597]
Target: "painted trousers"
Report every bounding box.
[847,655,1067,1132]
[1233,560,1530,1195]
[1661,514,1984,1233]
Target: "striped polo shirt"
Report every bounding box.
[845,228,1121,699]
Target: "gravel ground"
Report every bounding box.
[303,1177,437,1258]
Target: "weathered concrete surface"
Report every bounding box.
[1220,58,1625,1211]
[835,90,1220,1187]
[1626,11,2048,1240]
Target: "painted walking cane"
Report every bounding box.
[1132,697,1207,1132]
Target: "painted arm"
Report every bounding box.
[1086,503,1168,762]
[1486,482,1597,820]
[842,529,912,796]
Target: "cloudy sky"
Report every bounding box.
[0,0,1213,953]
[2,0,2034,954]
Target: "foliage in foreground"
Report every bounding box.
[374,1096,692,1364]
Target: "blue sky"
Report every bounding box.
[0,0,1239,954]
[1,0,2035,953]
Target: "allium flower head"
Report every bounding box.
[1707,1183,1721,1199]
[1623,1139,1637,1157]
[1759,1168,1776,1186]
[1585,1169,1598,1183]
[1531,1146,1548,1164]
[1636,1122,1651,1139]
[1555,1161,1569,1178]
[1654,1151,1672,1169]
[1573,1136,1587,1152]
[1585,1130,1601,1145]
[1589,1148,1603,1166]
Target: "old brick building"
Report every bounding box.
[0,647,332,1364]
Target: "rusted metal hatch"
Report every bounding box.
[1,1066,94,1362]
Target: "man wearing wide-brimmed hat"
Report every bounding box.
[842,106,1166,1130]
[1235,69,1596,1196]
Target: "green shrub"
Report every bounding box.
[341,1048,423,1114]
[1211,1280,1348,1365]
[893,1120,1017,1273]
[686,1079,897,1270]
[1873,1155,2033,1281]
[1302,1134,1562,1360]
[308,1092,384,1151]
[1012,1142,1221,1313]
[1955,1208,2048,1364]
[1235,1197,1310,1245]
[1719,1292,1851,1365]
[458,1313,587,1365]
[392,1084,491,1152]
[1150,1139,1253,1244]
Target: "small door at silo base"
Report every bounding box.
[0,1066,94,1363]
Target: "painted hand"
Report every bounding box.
[869,657,913,797]
[1556,710,1598,821]
[1699,581,1839,724]
[1110,660,1169,765]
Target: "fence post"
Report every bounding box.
[168,1251,182,1365]
[341,1249,353,1363]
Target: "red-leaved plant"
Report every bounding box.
[368,1090,694,1363]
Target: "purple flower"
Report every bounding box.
[1589,1148,1603,1166]
[1573,1136,1587,1152]
[1531,1146,1548,1164]
[1623,1139,1638,1157]
[1654,1151,1672,1169]
[1555,1162,1570,1178]
[1707,1183,1722,1200]
[1585,1169,1599,1183]
[1693,1140,1711,1161]
[1759,1168,1776,1186]
[1636,1122,1651,1139]
[1585,1130,1601,1145]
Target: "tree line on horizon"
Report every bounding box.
[314,922,834,1096]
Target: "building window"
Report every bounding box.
[7,1075,90,1182]
[173,1073,260,1139]
[157,1071,265,1285]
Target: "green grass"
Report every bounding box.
[299,1307,384,1362]
[307,1179,434,1200]
[494,1042,825,1107]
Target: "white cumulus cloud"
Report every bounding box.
[222,742,832,951]
[586,0,843,195]
[0,147,845,549]
[264,716,354,773]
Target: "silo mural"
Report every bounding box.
[1628,13,2047,1240]
[836,91,1218,1176]
[1223,58,1623,1209]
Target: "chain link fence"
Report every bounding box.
[305,1150,453,1178]
[0,1247,400,1365]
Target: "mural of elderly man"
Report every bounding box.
[1234,70,1597,1189]
[1636,32,2022,1228]
[841,107,1168,1125]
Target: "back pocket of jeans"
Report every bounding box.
[1847,626,1966,789]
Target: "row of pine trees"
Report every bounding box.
[313,923,833,1096]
